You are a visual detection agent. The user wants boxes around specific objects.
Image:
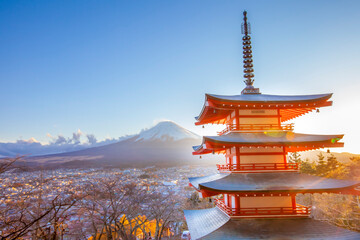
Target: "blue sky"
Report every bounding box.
[1,0,360,153]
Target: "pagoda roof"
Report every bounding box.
[184,207,360,240]
[207,93,332,103]
[195,93,333,125]
[193,132,344,154]
[189,172,360,196]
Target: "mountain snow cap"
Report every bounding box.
[135,121,200,142]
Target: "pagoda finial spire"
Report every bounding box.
[241,11,260,94]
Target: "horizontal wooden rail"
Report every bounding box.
[216,162,300,172]
[218,123,294,135]
[215,199,311,217]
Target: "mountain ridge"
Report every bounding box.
[25,121,215,168]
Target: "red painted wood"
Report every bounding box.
[235,110,239,129]
[215,198,311,217]
[236,147,240,170]
[237,115,280,118]
[283,146,287,164]
[291,195,296,208]
[277,109,281,127]
[237,152,285,156]
[195,100,332,125]
[217,162,300,172]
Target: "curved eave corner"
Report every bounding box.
[192,138,213,155]
[189,173,229,191]
[192,143,203,155]
[184,207,230,240]
[194,94,210,126]
[192,147,212,155]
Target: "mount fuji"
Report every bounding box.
[134,121,200,142]
[28,121,217,168]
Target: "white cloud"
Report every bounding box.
[0,130,125,157]
[71,129,83,145]
[86,134,97,145]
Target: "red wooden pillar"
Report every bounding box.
[236,147,240,170]
[235,109,239,130]
[226,149,230,165]
[277,109,281,128]
[235,195,240,215]
[282,146,287,165]
[291,194,296,212]
[227,194,231,214]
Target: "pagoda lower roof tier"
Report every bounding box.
[184,207,360,240]
[195,93,333,125]
[189,172,360,197]
[193,132,343,154]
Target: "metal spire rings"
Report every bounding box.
[241,11,260,94]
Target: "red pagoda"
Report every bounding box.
[184,11,360,239]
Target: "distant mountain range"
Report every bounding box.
[0,134,133,158]
[300,150,360,163]
[3,120,359,169]
[24,121,218,168]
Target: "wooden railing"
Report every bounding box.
[215,199,311,217]
[216,162,300,172]
[218,123,294,135]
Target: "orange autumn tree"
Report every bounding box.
[88,214,172,240]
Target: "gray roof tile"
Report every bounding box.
[189,172,360,193]
[184,208,360,239]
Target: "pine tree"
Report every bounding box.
[300,158,316,174]
[315,152,328,176]
[326,154,340,171]
[288,152,301,163]
[347,157,360,180]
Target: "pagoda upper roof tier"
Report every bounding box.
[193,132,343,155]
[184,207,360,240]
[189,172,360,197]
[195,93,333,125]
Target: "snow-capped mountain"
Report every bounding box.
[134,121,200,142]
[26,121,216,168]
[0,121,196,158]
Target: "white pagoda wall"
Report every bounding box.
[239,117,278,125]
[226,146,287,165]
[240,155,284,164]
[239,109,278,115]
[226,109,280,126]
[240,146,283,153]
[240,196,292,208]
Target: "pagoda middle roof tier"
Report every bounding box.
[189,172,360,196]
[193,132,343,154]
[195,93,333,125]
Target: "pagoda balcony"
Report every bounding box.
[216,162,300,172]
[215,198,311,218]
[218,123,294,135]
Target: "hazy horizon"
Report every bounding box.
[1,0,360,154]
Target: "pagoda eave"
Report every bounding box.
[192,132,344,155]
[189,172,360,197]
[193,142,344,155]
[196,185,360,198]
[206,93,333,104]
[195,93,333,125]
[184,207,360,240]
